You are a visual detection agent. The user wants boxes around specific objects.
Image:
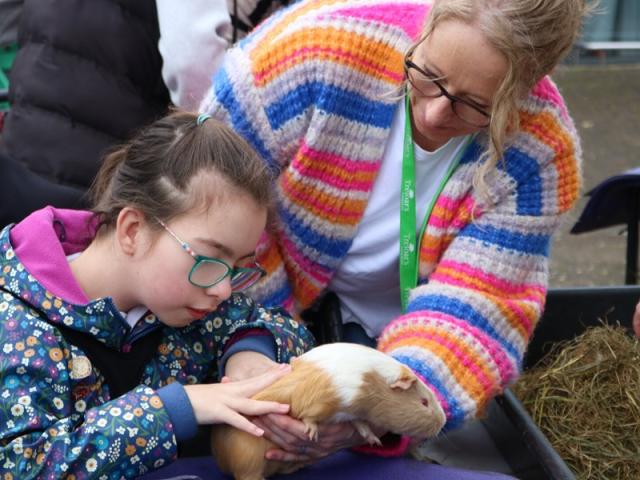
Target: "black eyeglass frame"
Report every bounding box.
[403,57,492,128]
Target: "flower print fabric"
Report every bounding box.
[0,224,314,478]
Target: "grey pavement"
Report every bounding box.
[548,64,640,287]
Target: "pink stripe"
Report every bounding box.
[504,298,536,337]
[293,145,379,192]
[279,234,332,284]
[391,328,496,395]
[432,260,546,299]
[329,3,429,39]
[531,77,570,121]
[426,278,537,336]
[281,175,364,222]
[298,141,380,174]
[382,312,515,383]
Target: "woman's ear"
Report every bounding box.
[115,207,146,256]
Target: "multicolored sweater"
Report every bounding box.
[201,0,582,431]
[0,210,314,478]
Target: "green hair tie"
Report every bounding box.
[196,113,212,126]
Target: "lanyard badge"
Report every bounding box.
[398,95,473,312]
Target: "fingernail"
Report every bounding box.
[279,363,291,370]
[279,403,290,411]
[255,427,264,436]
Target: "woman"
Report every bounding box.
[202,0,588,464]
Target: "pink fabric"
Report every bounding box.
[329,3,430,39]
[352,434,411,457]
[10,206,96,305]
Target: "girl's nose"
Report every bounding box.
[205,275,233,301]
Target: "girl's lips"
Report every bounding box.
[187,307,210,319]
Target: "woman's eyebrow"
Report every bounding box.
[422,57,491,107]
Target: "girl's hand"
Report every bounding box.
[184,364,291,437]
[633,300,640,337]
[223,351,282,382]
[252,414,385,462]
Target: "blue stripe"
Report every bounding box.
[406,294,520,360]
[265,81,396,130]
[459,139,483,165]
[501,149,543,215]
[213,69,276,170]
[261,283,293,309]
[279,205,352,260]
[393,355,463,430]
[459,224,550,256]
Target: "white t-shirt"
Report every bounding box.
[328,102,470,338]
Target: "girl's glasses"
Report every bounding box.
[404,57,491,128]
[157,219,265,291]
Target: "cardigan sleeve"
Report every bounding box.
[378,88,582,431]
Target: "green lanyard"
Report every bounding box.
[399,96,473,312]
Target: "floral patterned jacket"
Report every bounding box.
[0,223,314,479]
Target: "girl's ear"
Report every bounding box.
[115,207,146,256]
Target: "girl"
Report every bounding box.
[0,111,314,478]
[200,0,590,465]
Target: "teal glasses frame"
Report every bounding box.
[157,219,266,291]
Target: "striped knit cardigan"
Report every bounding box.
[201,0,582,431]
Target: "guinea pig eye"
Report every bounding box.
[421,398,430,407]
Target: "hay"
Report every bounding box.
[513,325,640,480]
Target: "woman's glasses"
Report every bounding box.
[404,57,491,128]
[157,219,265,291]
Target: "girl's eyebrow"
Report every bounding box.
[195,237,256,261]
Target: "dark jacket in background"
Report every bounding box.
[2,0,170,190]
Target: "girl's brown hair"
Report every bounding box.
[90,111,273,232]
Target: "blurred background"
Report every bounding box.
[549,0,640,287]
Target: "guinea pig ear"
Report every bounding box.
[390,366,416,391]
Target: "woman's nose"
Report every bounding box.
[205,276,233,301]
[425,95,454,123]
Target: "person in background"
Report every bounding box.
[0,111,314,478]
[0,0,289,227]
[200,0,590,467]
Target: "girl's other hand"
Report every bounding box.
[224,350,282,382]
[184,364,291,436]
[252,414,385,462]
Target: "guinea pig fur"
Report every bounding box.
[211,342,446,480]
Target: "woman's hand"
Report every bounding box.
[184,364,291,436]
[223,350,281,382]
[252,414,386,462]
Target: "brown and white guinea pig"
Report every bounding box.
[211,342,446,480]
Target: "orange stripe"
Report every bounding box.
[385,333,496,403]
[252,27,403,86]
[280,172,366,226]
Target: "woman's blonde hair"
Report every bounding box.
[408,0,593,199]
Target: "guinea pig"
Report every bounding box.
[211,342,446,480]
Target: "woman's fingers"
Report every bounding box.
[261,412,310,441]
[255,414,303,449]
